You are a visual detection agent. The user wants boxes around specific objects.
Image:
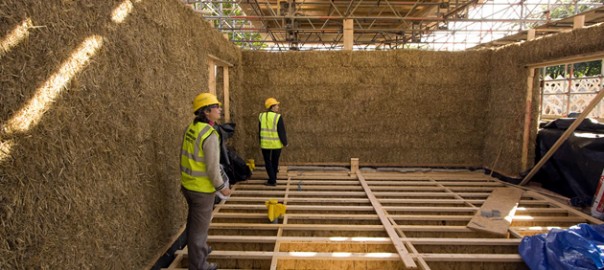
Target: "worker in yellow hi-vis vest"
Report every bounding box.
[181,92,232,270]
[259,97,288,186]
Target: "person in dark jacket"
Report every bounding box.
[258,97,288,186]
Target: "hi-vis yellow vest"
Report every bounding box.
[180,122,219,193]
[259,112,283,149]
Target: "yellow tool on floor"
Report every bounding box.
[265,199,286,223]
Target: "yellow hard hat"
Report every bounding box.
[192,93,221,113]
[265,97,280,109]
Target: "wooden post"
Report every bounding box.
[521,68,535,172]
[527,29,536,41]
[573,15,585,29]
[520,87,604,185]
[343,19,353,51]
[208,59,216,94]
[223,66,230,122]
[350,158,359,175]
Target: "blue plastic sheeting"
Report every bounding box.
[519,223,604,270]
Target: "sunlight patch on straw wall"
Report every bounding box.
[111,0,134,23]
[111,0,145,24]
[3,35,104,135]
[0,140,14,163]
[0,18,32,59]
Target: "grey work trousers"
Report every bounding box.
[181,187,215,270]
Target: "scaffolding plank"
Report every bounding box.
[467,187,524,235]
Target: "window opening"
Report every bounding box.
[539,59,604,121]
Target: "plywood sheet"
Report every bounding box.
[467,187,524,235]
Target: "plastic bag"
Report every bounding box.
[519,223,604,270]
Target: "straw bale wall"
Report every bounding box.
[237,50,492,167]
[483,23,604,177]
[0,0,240,268]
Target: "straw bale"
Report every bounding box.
[1,0,240,269]
[238,50,490,166]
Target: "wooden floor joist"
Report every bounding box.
[164,165,603,270]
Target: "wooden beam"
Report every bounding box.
[527,51,604,68]
[207,235,522,245]
[535,28,570,32]
[357,171,417,268]
[519,87,604,185]
[467,187,524,235]
[208,54,233,67]
[177,250,523,263]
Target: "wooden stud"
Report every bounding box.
[343,19,353,51]
[527,29,536,40]
[521,68,535,172]
[573,15,585,29]
[350,158,359,175]
[223,66,230,122]
[208,58,216,94]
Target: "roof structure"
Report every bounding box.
[185,0,604,51]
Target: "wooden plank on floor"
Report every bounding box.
[207,235,522,245]
[357,171,417,268]
[467,187,524,235]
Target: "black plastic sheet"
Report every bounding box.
[534,118,604,206]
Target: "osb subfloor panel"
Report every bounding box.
[165,168,602,270]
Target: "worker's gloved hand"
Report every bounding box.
[221,188,232,196]
[217,187,232,199]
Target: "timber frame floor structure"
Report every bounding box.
[164,165,602,270]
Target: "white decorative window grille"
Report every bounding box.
[540,63,604,121]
